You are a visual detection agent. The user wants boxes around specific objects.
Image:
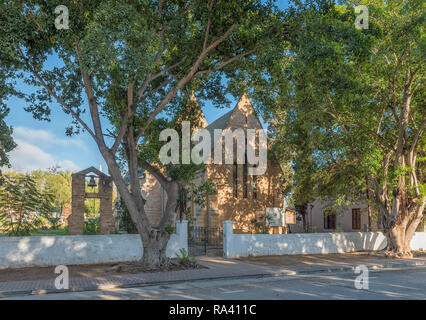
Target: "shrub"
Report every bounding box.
[0,173,54,236]
[165,224,175,235]
[84,217,99,235]
[176,248,194,265]
[114,198,138,234]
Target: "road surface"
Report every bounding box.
[3,267,426,300]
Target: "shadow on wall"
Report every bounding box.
[0,235,135,269]
[0,230,186,269]
[225,231,390,257]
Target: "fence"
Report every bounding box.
[0,221,188,269]
[188,226,223,256]
[223,220,426,258]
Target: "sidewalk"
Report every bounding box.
[1,253,426,297]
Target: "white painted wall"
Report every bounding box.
[411,232,426,251]
[223,220,426,258]
[0,221,188,269]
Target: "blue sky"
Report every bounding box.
[3,0,290,175]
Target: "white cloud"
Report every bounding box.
[13,126,88,151]
[3,138,80,173]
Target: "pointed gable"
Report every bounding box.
[190,92,208,129]
[175,92,208,130]
[205,92,263,134]
[203,93,265,155]
[225,92,263,131]
[72,166,110,178]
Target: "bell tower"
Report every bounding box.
[68,166,114,235]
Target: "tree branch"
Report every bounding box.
[135,56,187,103]
[203,0,215,50]
[16,47,97,142]
[139,160,168,188]
[194,47,257,76]
[135,22,239,141]
[409,114,426,155]
[76,42,105,146]
[110,83,134,154]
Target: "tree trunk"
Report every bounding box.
[102,150,182,268]
[100,148,165,268]
[383,202,424,258]
[385,224,409,257]
[140,181,181,268]
[141,230,171,268]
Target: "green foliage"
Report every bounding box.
[0,0,283,133]
[175,248,194,265]
[115,198,138,234]
[250,216,268,234]
[29,227,68,236]
[84,198,100,218]
[31,168,72,217]
[0,172,55,236]
[0,1,287,251]
[83,217,99,235]
[46,216,61,230]
[0,105,16,170]
[136,102,219,225]
[251,1,425,221]
[165,224,175,235]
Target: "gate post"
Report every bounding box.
[223,220,234,258]
[176,220,188,253]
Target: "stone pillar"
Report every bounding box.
[99,176,114,234]
[68,174,85,235]
[222,220,234,258]
[208,208,219,228]
[176,220,188,253]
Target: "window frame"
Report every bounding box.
[352,208,361,230]
[323,210,336,230]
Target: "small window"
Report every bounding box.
[352,208,361,230]
[324,210,336,230]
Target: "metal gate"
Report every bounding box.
[188,226,223,256]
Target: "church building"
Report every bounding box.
[122,93,284,234]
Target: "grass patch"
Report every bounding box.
[0,228,68,237]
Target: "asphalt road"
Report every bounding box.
[3,267,426,300]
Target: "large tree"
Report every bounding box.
[258,0,425,257]
[32,168,72,218]
[0,172,54,236]
[0,0,286,266]
[0,106,16,172]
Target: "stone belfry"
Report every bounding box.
[68,166,114,235]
